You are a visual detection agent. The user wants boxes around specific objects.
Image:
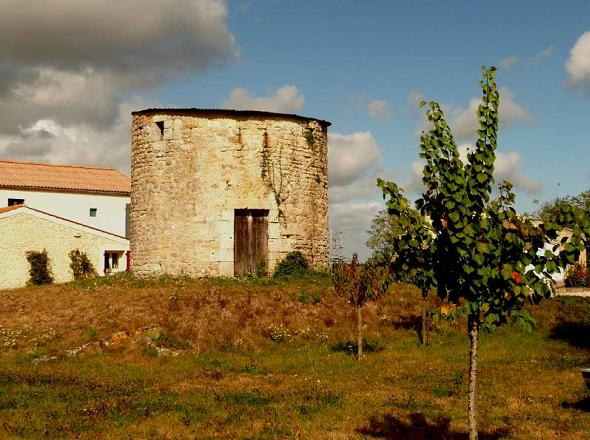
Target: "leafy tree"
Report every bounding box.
[378,67,589,439]
[366,209,397,264]
[379,183,436,346]
[333,254,391,361]
[538,190,590,225]
[25,249,54,285]
[69,249,97,280]
[538,189,590,270]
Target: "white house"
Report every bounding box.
[0,205,129,289]
[0,159,130,237]
[0,160,131,287]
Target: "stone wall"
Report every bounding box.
[0,212,129,289]
[130,110,330,277]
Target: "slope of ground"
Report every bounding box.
[0,273,589,439]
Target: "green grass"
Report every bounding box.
[1,276,589,439]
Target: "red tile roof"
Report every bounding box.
[0,160,130,194]
[0,204,24,214]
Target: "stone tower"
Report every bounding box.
[130,109,330,277]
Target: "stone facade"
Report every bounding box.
[0,208,129,289]
[130,109,330,277]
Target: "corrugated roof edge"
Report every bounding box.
[132,108,332,127]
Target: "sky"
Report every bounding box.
[1,0,590,260]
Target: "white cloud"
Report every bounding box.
[566,31,590,90]
[405,144,541,197]
[327,131,386,260]
[222,85,305,113]
[0,0,235,167]
[328,131,382,187]
[527,45,555,68]
[499,56,518,69]
[494,150,542,195]
[368,99,391,118]
[0,96,156,172]
[406,89,425,119]
[329,201,382,261]
[451,87,531,139]
[405,160,427,194]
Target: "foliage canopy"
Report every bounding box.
[25,249,54,286]
[377,66,590,439]
[378,67,589,325]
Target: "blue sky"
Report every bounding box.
[1,0,589,259]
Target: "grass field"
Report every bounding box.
[0,273,589,439]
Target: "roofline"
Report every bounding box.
[132,108,332,128]
[0,204,128,241]
[0,158,123,172]
[0,184,130,196]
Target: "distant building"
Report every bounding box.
[130,109,330,277]
[0,205,129,289]
[0,160,131,288]
[0,160,131,237]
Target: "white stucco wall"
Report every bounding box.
[0,189,130,237]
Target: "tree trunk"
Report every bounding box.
[356,304,363,361]
[467,312,480,440]
[422,294,429,347]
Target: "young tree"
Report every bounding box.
[333,254,391,361]
[378,67,589,439]
[366,209,396,264]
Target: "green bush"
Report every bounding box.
[565,263,590,287]
[69,249,97,280]
[273,251,309,278]
[25,249,53,285]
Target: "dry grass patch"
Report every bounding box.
[0,274,589,438]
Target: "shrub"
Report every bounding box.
[273,251,309,277]
[69,249,97,280]
[565,263,590,287]
[25,250,53,285]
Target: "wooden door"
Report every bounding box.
[234,209,269,276]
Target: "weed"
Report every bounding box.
[264,324,292,343]
[86,326,99,340]
[330,339,385,356]
[273,251,309,278]
[154,332,190,350]
[228,391,270,406]
[431,383,454,397]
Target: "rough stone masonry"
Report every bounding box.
[130,109,330,277]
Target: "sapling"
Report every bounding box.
[378,66,590,439]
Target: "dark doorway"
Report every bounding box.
[234,209,269,276]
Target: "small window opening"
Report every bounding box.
[8,198,24,206]
[155,121,165,140]
[104,251,122,274]
[89,208,97,217]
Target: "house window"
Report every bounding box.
[89,208,97,217]
[7,198,24,206]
